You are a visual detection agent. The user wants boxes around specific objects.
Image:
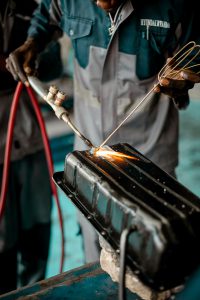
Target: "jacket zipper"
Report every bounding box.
[108,2,124,36]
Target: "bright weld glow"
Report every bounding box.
[94,148,139,160]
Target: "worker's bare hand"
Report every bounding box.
[154,58,200,108]
[6,38,38,86]
[155,71,199,97]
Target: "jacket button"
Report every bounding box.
[69,29,74,36]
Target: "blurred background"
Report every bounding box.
[41,36,200,279]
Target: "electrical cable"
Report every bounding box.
[119,226,137,300]
[0,82,65,273]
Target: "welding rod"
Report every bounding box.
[28,76,94,148]
[100,84,158,148]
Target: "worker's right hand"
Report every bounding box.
[154,57,200,109]
[6,38,39,86]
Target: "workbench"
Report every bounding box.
[0,263,141,300]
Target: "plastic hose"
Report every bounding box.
[0,83,23,221]
[26,85,65,273]
[0,82,65,273]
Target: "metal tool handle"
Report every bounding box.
[28,76,94,148]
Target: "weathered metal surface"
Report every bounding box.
[0,263,141,300]
[54,143,200,290]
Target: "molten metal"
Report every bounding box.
[94,148,139,160]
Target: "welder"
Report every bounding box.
[0,0,62,294]
[6,0,200,265]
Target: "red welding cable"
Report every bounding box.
[26,85,65,273]
[0,82,23,220]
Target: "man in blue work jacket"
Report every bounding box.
[6,0,200,263]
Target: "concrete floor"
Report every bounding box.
[45,95,200,279]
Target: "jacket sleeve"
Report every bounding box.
[181,4,200,75]
[189,2,200,44]
[178,2,194,46]
[172,0,200,109]
[28,0,63,51]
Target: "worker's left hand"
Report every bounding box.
[154,58,200,109]
[6,38,38,86]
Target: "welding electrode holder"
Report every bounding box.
[27,76,94,149]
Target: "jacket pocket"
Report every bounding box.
[136,28,175,79]
[65,17,93,39]
[64,16,93,68]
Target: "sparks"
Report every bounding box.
[94,148,139,160]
